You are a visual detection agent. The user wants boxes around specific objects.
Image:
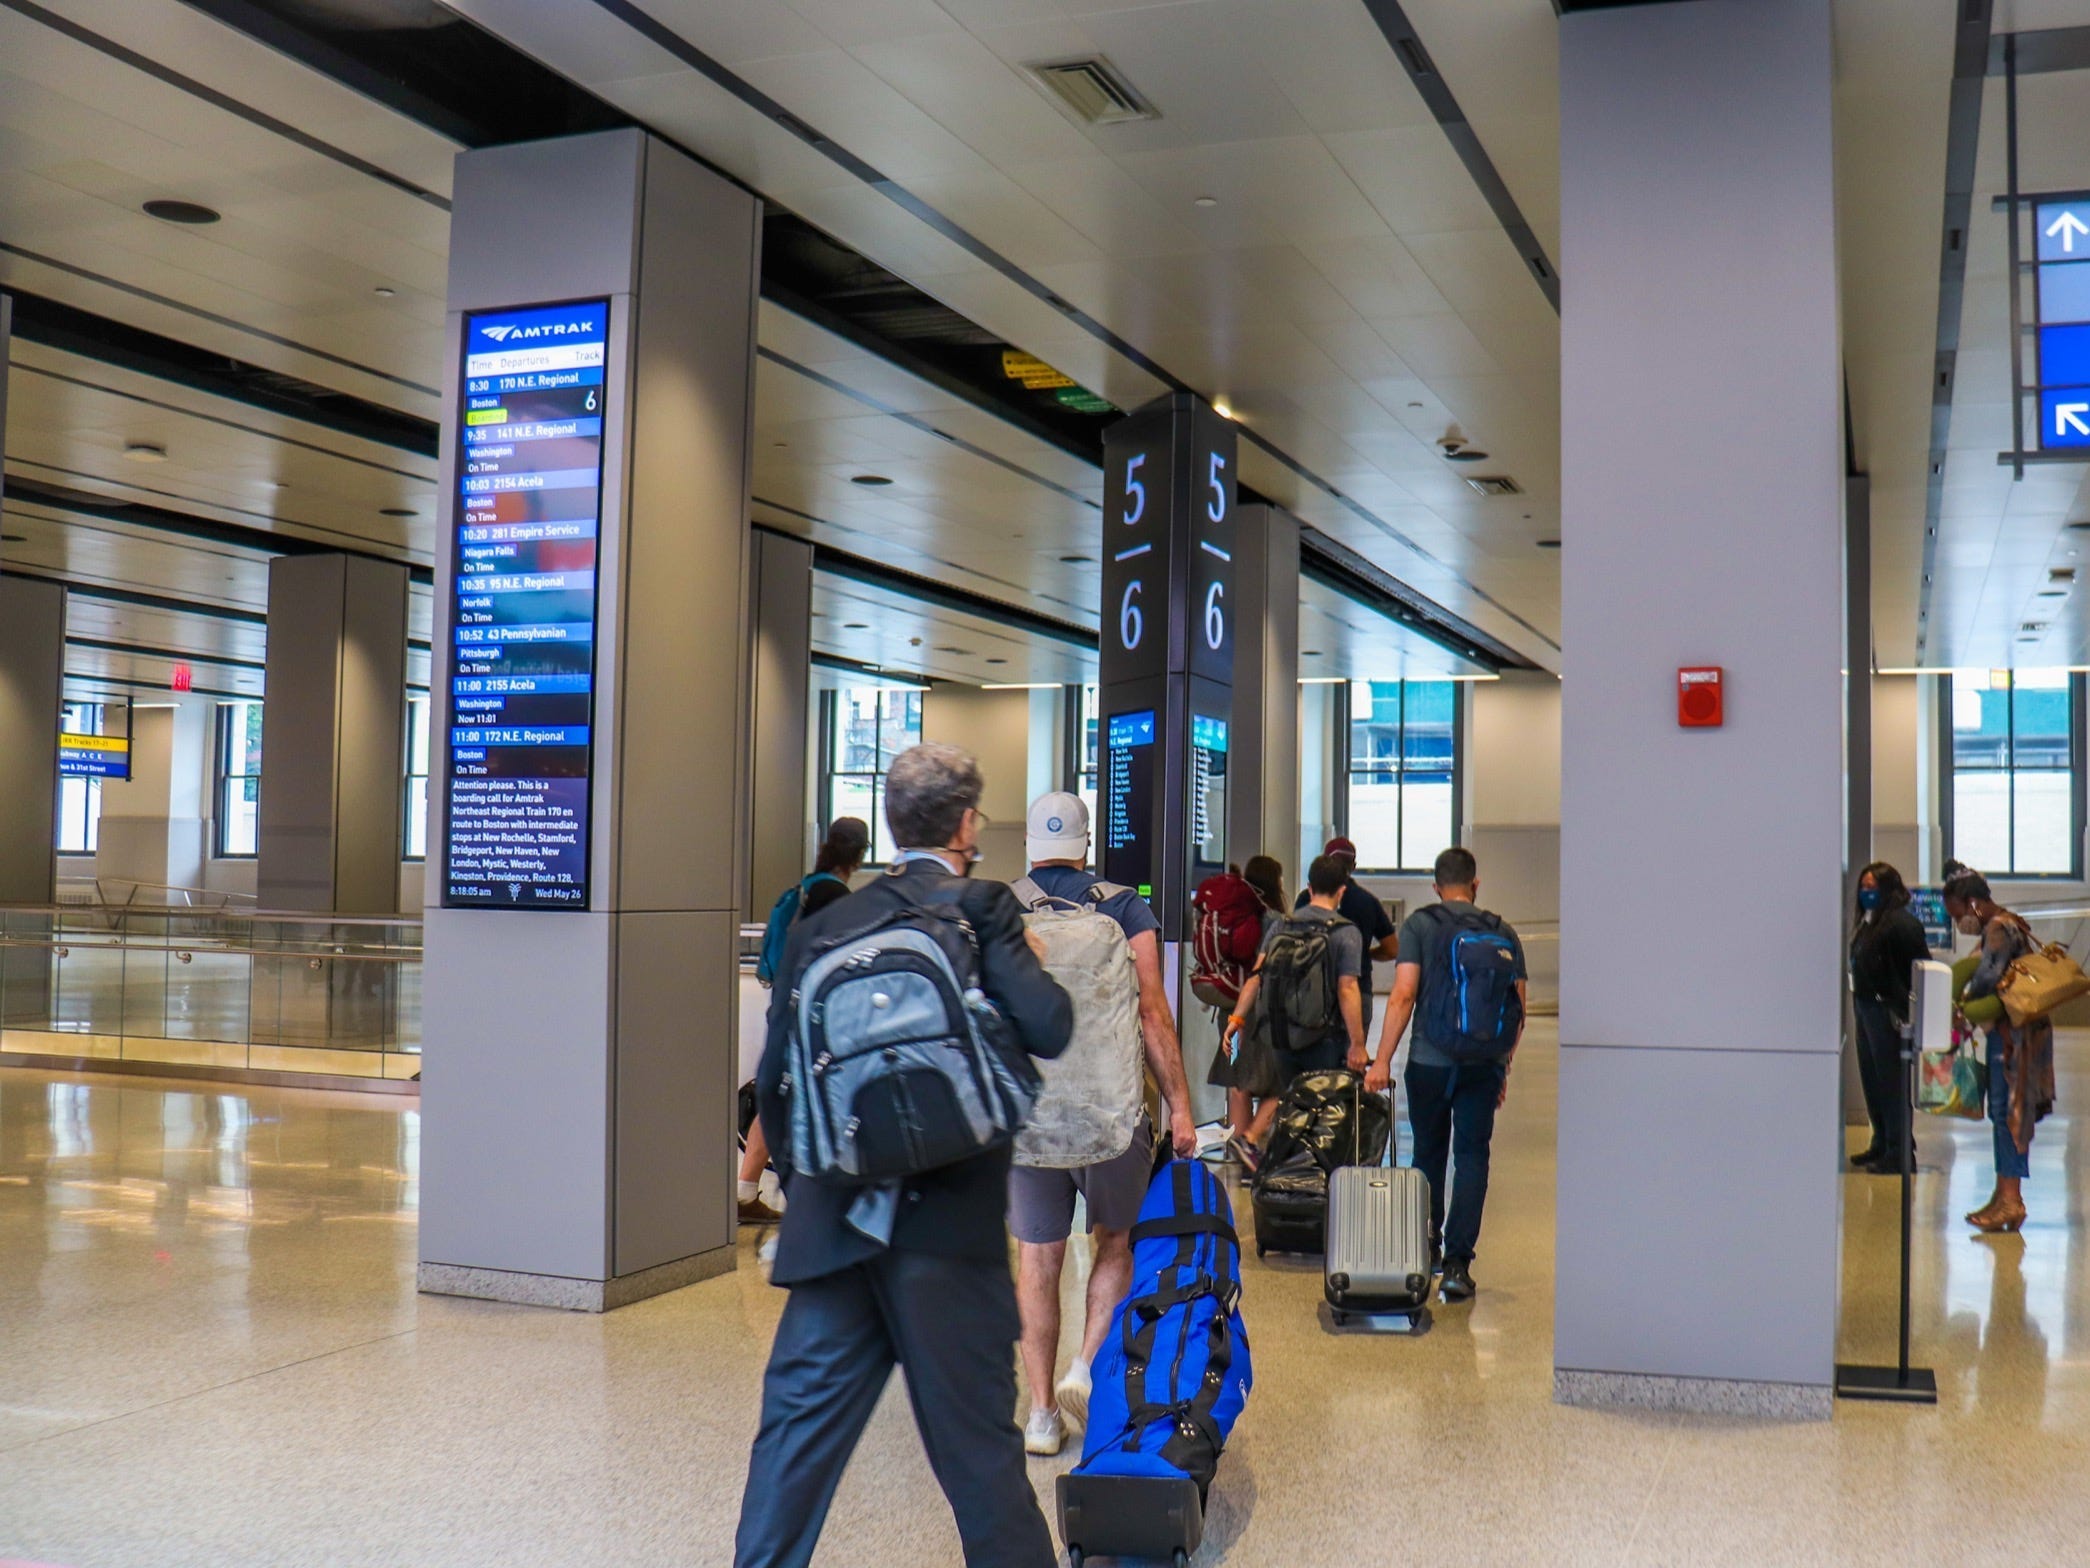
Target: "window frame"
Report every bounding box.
[402,694,431,862]
[54,701,105,856]
[1939,670,2086,881]
[213,700,264,860]
[1337,678,1465,876]
[816,685,923,866]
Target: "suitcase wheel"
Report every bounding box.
[1332,1310,1348,1327]
[1174,1552,1189,1568]
[1255,1238,1266,1258]
[1067,1551,1082,1568]
[1329,1271,1349,1293]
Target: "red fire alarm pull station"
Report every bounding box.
[1678,666,1723,728]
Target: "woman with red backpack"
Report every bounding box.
[1198,854,1290,1170]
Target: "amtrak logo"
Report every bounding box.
[509,883,522,900]
[480,319,595,345]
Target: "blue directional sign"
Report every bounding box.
[2032,203,2090,451]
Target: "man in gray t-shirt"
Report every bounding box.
[1223,855,1367,1076]
[1366,846,1526,1305]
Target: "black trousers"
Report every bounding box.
[1853,996,1912,1162]
[1405,1058,1507,1266]
[734,1249,1054,1568]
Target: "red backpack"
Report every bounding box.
[1189,870,1267,1011]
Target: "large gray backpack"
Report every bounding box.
[782,885,1039,1183]
[1010,876,1146,1169]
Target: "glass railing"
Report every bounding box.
[0,904,421,1083]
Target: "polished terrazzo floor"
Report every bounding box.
[1,1026,2086,1566]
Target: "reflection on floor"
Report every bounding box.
[1,1026,2087,1566]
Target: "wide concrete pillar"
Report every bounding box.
[419,129,760,1311]
[922,684,1031,882]
[94,697,210,899]
[1556,0,1843,1417]
[256,554,409,913]
[1228,503,1299,870]
[744,530,813,920]
[0,575,64,905]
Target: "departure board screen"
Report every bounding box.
[1103,708,1157,898]
[1190,712,1227,869]
[441,299,610,911]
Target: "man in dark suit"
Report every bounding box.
[735,742,1074,1568]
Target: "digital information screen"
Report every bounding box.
[1189,712,1227,869]
[1104,708,1157,898]
[58,733,130,780]
[441,299,610,911]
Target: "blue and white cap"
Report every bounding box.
[1025,790,1090,863]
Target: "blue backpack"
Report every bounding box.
[1419,903,1523,1063]
[1076,1156,1251,1500]
[755,872,843,988]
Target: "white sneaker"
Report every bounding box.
[1055,1360,1092,1432]
[1023,1406,1065,1456]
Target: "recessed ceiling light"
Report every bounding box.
[1212,401,1233,420]
[380,507,416,517]
[851,474,893,487]
[986,657,1008,665]
[1445,448,1489,463]
[1194,195,1219,209]
[1060,553,1094,563]
[2037,588,2067,598]
[1537,538,1562,549]
[122,442,168,463]
[933,645,973,655]
[1407,401,1424,409]
[843,622,869,630]
[143,199,221,225]
[1,533,24,543]
[1302,649,1324,657]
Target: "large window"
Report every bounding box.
[1344,680,1460,873]
[214,701,264,858]
[55,701,104,855]
[403,696,430,861]
[819,686,923,864]
[1945,669,2082,878]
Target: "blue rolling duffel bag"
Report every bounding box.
[1055,1155,1251,1567]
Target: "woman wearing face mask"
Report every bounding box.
[1944,870,2055,1233]
[1848,862,1931,1173]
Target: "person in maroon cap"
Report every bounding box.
[1293,835,1399,1035]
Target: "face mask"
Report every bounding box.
[1858,889,1881,912]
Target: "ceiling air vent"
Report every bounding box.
[1464,475,1522,497]
[1027,58,1158,126]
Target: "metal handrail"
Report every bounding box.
[0,936,418,963]
[0,901,422,930]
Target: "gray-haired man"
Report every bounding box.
[736,743,1074,1568]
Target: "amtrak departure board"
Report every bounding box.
[441,299,610,911]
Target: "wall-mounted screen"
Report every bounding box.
[57,733,129,780]
[1190,711,1227,869]
[441,298,610,911]
[1103,707,1157,899]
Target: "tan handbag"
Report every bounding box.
[1999,942,2090,1026]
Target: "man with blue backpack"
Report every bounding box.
[1365,846,1526,1304]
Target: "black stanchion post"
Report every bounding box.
[1835,1014,1938,1404]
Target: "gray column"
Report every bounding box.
[94,697,211,899]
[744,531,812,921]
[1556,0,1844,1418]
[419,129,760,1311]
[1228,503,1299,870]
[1843,474,1873,1127]
[256,554,409,913]
[0,576,64,905]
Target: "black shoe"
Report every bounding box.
[1440,1262,1476,1302]
[1850,1143,1885,1170]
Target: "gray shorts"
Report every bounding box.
[1007,1117,1155,1244]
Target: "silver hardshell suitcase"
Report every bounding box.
[1325,1164,1433,1326]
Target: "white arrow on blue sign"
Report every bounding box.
[2041,390,2090,448]
[2038,202,2090,262]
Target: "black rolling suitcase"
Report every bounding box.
[1247,1069,1390,1257]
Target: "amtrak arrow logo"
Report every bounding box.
[2049,211,2090,252]
[2057,403,2090,437]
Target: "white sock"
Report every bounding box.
[737,1179,759,1203]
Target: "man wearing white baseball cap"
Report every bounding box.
[1006,790,1198,1456]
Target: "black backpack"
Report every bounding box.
[1259,915,1349,1053]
